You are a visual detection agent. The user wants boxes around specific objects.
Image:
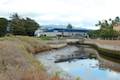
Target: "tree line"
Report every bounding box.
[88,16,120,40]
[0,13,40,37]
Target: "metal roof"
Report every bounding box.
[43,28,90,32]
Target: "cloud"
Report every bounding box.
[107,71,120,80]
[0,0,120,29]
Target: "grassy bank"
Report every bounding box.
[0,36,55,80]
[80,43,120,60]
[37,36,53,41]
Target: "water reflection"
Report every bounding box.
[55,45,120,80]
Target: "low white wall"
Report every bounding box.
[66,39,79,43]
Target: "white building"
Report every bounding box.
[35,28,90,38]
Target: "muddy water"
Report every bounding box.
[36,45,120,80]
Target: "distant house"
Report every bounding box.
[35,28,90,38]
[113,23,120,31]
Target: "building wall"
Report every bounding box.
[113,25,120,31]
[36,32,88,38]
[35,29,89,38]
[44,32,61,36]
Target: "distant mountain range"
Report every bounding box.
[42,24,66,29]
[41,24,89,30]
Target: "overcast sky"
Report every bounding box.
[0,0,120,29]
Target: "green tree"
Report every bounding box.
[10,13,26,35]
[10,13,39,36]
[88,30,100,39]
[89,16,120,39]
[99,29,119,39]
[24,17,40,36]
[11,19,26,35]
[109,16,120,26]
[67,24,73,29]
[115,16,120,23]
[96,20,111,30]
[0,18,8,36]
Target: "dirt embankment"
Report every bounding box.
[0,36,59,80]
[84,39,120,59]
[85,39,120,51]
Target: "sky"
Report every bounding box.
[0,0,120,29]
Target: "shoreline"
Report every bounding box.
[35,45,79,80]
[45,39,120,60]
[46,40,67,49]
[84,40,120,51]
[83,39,120,59]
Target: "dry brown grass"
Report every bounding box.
[50,76,61,80]
[0,36,55,80]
